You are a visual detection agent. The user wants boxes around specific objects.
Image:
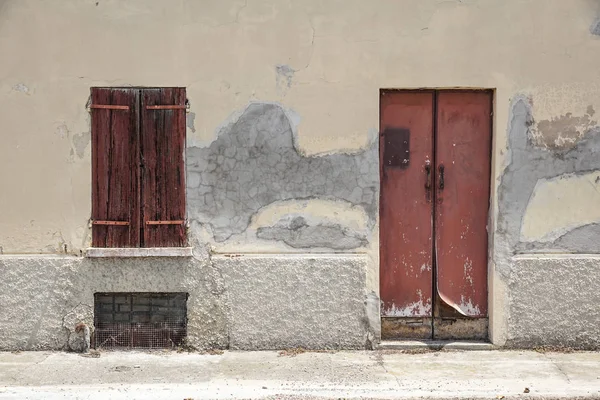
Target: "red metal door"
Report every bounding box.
[435,91,492,317]
[380,91,434,319]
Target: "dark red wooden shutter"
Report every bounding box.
[91,88,140,247]
[141,88,187,247]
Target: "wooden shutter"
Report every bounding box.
[141,88,187,247]
[91,88,140,247]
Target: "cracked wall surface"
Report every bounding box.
[3,0,600,253]
[2,0,600,350]
[496,96,600,261]
[186,103,378,246]
[495,95,600,348]
[256,215,368,250]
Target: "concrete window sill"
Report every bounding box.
[85,247,194,258]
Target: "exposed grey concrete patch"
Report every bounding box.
[186,111,196,133]
[495,99,600,348]
[275,64,294,95]
[12,83,29,94]
[217,254,371,349]
[71,131,90,159]
[495,96,600,274]
[532,106,597,150]
[0,255,228,351]
[505,255,600,349]
[186,103,378,243]
[591,17,600,36]
[553,223,600,253]
[364,291,381,349]
[256,215,368,250]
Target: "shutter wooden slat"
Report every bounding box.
[141,88,186,247]
[91,88,140,247]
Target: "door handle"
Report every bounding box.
[425,161,432,201]
[438,164,445,190]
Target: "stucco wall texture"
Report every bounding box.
[1,0,600,349]
[0,253,372,351]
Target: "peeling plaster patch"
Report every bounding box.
[591,17,600,36]
[72,132,90,159]
[187,112,196,133]
[364,291,380,349]
[257,215,367,250]
[521,171,600,243]
[55,124,70,139]
[12,83,30,94]
[186,103,378,243]
[532,106,597,150]
[275,64,294,95]
[250,198,369,232]
[554,223,600,253]
[495,96,600,276]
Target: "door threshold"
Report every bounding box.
[377,340,494,351]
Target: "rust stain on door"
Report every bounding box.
[435,91,492,317]
[380,91,434,318]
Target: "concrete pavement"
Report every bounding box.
[1,349,599,399]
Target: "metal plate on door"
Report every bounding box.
[382,128,410,168]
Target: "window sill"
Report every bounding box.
[85,247,194,258]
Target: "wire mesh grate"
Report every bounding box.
[93,292,187,350]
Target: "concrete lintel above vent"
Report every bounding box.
[85,247,193,258]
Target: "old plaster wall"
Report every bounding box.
[505,255,600,349]
[216,254,374,350]
[0,251,228,351]
[0,252,372,350]
[494,94,600,347]
[1,0,600,348]
[185,103,378,245]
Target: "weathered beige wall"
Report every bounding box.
[1,0,599,254]
[2,0,600,346]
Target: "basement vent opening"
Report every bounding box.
[93,292,188,349]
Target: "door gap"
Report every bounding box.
[431,90,438,340]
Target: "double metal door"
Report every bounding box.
[379,90,492,339]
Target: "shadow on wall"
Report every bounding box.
[186,103,379,247]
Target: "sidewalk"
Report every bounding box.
[1,349,599,399]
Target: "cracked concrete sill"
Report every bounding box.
[85,247,194,258]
